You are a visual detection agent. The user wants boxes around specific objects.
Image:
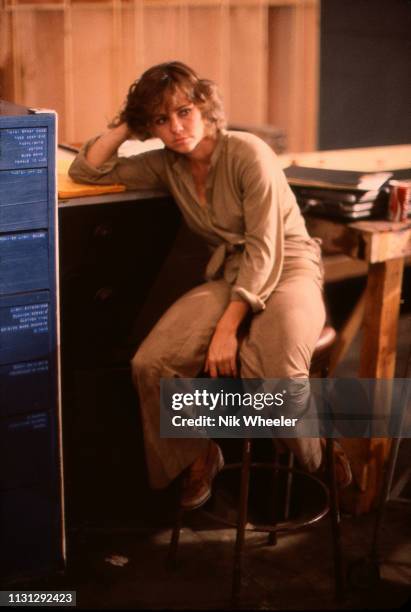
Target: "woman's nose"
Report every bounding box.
[170,116,183,134]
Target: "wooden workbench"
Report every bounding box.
[305,215,411,512]
[279,145,411,513]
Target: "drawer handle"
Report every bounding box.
[93,223,113,239]
[94,286,114,302]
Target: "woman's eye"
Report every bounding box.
[155,117,167,126]
[179,107,191,117]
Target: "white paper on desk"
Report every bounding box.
[118,138,164,157]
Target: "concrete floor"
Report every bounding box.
[61,499,410,610]
[22,313,411,610]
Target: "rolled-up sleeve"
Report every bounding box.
[68,136,167,190]
[230,141,286,312]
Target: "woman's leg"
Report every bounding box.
[239,255,326,471]
[131,279,231,488]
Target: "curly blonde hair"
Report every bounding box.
[112,61,226,140]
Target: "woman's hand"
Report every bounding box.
[204,299,250,378]
[205,327,239,378]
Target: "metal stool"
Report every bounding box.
[167,325,345,604]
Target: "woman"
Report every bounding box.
[69,61,350,510]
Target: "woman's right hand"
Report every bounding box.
[204,327,239,378]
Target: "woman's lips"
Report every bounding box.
[173,137,190,145]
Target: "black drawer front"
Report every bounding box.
[0,411,54,490]
[0,360,50,418]
[0,292,50,365]
[0,168,48,232]
[0,126,48,170]
[59,197,181,366]
[0,231,49,295]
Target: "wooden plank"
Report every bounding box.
[142,4,190,69]
[70,5,114,141]
[29,9,66,139]
[359,258,404,378]
[3,5,66,140]
[4,0,317,7]
[279,144,411,171]
[359,222,411,264]
[185,5,229,102]
[63,2,75,142]
[338,257,403,515]
[119,3,143,97]
[0,8,15,100]
[268,1,319,151]
[229,4,268,125]
[299,0,318,150]
[305,216,362,257]
[306,217,411,262]
[328,290,366,375]
[268,7,293,147]
[322,254,368,282]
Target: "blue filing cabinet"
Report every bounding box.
[0,101,65,581]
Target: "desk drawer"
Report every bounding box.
[0,292,50,365]
[0,360,50,418]
[59,197,181,366]
[0,231,49,295]
[0,169,48,232]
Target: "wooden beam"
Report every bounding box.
[322,253,368,282]
[328,290,366,375]
[359,257,405,378]
[306,217,411,261]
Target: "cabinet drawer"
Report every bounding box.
[0,411,53,490]
[0,292,50,365]
[0,168,48,232]
[0,360,50,418]
[0,485,62,578]
[0,126,48,170]
[0,231,49,295]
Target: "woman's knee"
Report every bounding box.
[130,344,161,386]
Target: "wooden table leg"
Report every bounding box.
[359,257,404,378]
[342,257,405,514]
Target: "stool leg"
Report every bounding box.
[166,473,186,568]
[284,451,295,521]
[267,451,294,545]
[326,438,346,601]
[267,444,279,545]
[167,506,184,568]
[232,438,252,603]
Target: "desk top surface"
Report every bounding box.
[58,142,411,201]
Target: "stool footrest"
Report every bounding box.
[201,461,330,532]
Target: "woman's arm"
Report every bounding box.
[204,300,249,378]
[228,135,294,313]
[85,123,132,168]
[68,126,166,190]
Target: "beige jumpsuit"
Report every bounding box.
[69,130,326,488]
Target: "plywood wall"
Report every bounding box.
[0,0,319,151]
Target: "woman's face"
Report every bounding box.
[150,88,208,154]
